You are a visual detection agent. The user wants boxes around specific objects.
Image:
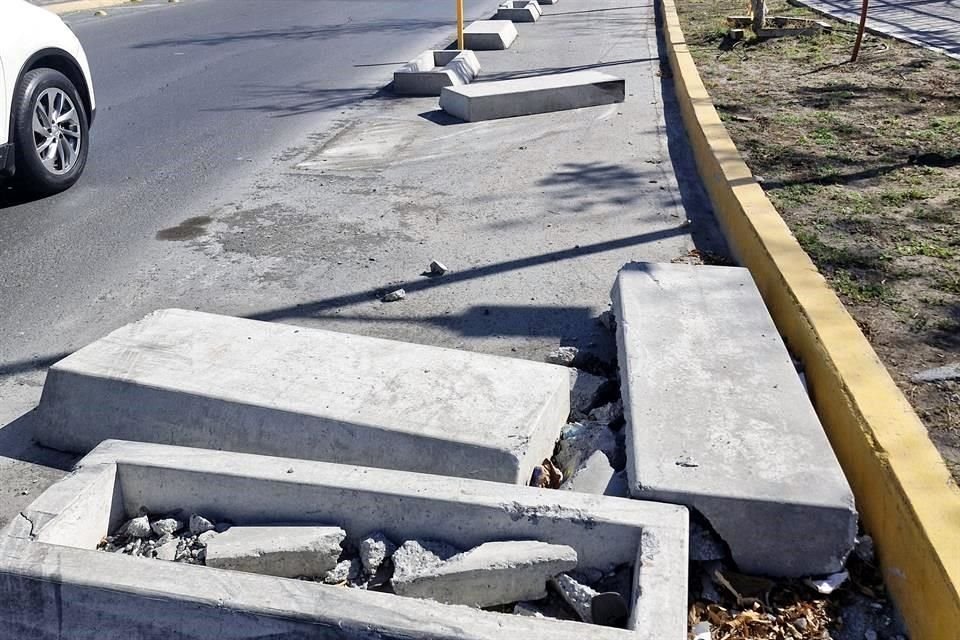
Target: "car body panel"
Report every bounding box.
[0,0,96,148]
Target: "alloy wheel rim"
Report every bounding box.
[32,88,82,175]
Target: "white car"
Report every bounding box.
[0,0,95,194]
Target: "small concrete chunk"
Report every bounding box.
[391,540,460,585]
[150,518,182,537]
[324,558,362,584]
[205,526,345,578]
[155,540,178,561]
[36,308,569,485]
[381,288,406,302]
[123,516,151,539]
[464,20,519,50]
[393,541,578,607]
[393,50,480,97]
[613,263,857,577]
[549,346,579,366]
[440,71,625,122]
[359,532,397,576]
[189,514,215,535]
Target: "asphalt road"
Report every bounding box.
[0,0,499,379]
[0,0,719,528]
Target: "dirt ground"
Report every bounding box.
[674,0,960,481]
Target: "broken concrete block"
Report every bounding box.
[560,451,628,498]
[393,50,480,96]
[569,369,606,418]
[189,514,215,536]
[35,308,570,485]
[554,421,618,479]
[205,526,345,578]
[393,541,578,607]
[360,532,397,576]
[391,540,460,585]
[464,19,518,50]
[612,263,857,577]
[440,71,625,123]
[2,440,691,639]
[588,400,622,424]
[551,573,597,622]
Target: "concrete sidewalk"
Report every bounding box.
[798,0,960,59]
[0,0,723,529]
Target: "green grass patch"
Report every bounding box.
[830,270,896,304]
[934,273,960,295]
[878,188,932,206]
[896,239,955,259]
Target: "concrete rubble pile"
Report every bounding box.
[98,515,634,628]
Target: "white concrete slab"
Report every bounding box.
[393,541,578,607]
[35,309,570,485]
[204,525,345,577]
[495,0,541,22]
[393,50,481,96]
[0,440,690,640]
[464,20,519,50]
[440,71,625,122]
[612,263,857,577]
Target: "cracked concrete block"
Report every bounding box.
[393,541,578,607]
[440,71,625,122]
[204,526,345,578]
[464,20,519,50]
[393,50,481,96]
[0,440,690,640]
[35,308,569,485]
[612,263,857,577]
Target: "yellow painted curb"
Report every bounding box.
[658,0,960,637]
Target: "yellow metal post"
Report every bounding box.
[457,0,465,50]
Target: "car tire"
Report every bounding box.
[12,68,89,195]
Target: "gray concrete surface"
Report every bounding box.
[440,71,625,122]
[495,0,542,22]
[0,0,723,532]
[797,0,960,59]
[0,439,690,639]
[612,263,857,577]
[464,20,519,50]
[35,308,570,484]
[393,50,482,96]
[392,540,578,607]
[204,526,345,577]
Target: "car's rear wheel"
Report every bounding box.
[12,68,89,195]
